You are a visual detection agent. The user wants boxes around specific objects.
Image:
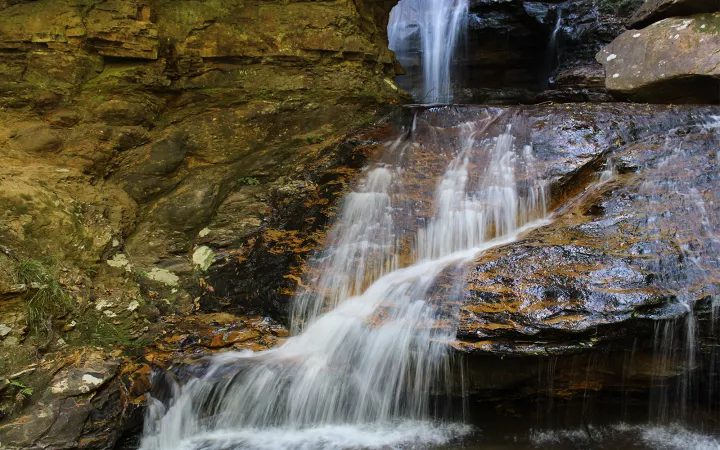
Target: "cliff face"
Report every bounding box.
[0,0,404,447]
[0,0,403,263]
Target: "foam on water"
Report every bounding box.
[153,422,473,450]
[530,423,720,450]
[639,425,720,450]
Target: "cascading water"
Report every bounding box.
[388,0,468,103]
[139,110,549,450]
[545,9,563,86]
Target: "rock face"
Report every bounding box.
[0,0,402,446]
[628,0,720,28]
[387,104,720,354]
[0,350,150,449]
[597,13,720,103]
[0,0,402,319]
[454,106,719,399]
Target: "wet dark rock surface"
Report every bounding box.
[451,105,720,353]
[381,104,720,402]
[198,132,387,321]
[0,350,150,450]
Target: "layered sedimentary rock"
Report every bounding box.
[0,0,402,446]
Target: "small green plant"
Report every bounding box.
[12,258,72,334]
[305,136,325,144]
[8,380,33,398]
[237,177,260,186]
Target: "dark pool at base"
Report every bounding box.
[433,399,720,449]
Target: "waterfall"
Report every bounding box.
[139,109,549,450]
[545,9,563,86]
[388,0,469,103]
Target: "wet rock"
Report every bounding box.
[597,13,720,103]
[145,313,289,364]
[0,350,149,450]
[457,113,720,356]
[553,64,606,89]
[199,135,384,320]
[628,0,720,29]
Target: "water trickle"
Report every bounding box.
[388,0,469,103]
[140,110,549,450]
[545,9,564,86]
[599,157,615,183]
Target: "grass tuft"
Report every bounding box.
[12,258,73,334]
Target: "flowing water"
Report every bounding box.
[545,9,564,86]
[139,110,550,450]
[388,0,468,103]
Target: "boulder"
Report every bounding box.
[597,13,720,103]
[628,0,720,29]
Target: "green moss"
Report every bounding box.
[305,135,325,144]
[237,177,260,186]
[693,13,720,34]
[4,198,30,216]
[74,313,149,353]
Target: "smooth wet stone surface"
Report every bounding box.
[455,112,720,355]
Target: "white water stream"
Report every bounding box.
[140,115,548,450]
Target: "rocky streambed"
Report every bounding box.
[1,0,719,448]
